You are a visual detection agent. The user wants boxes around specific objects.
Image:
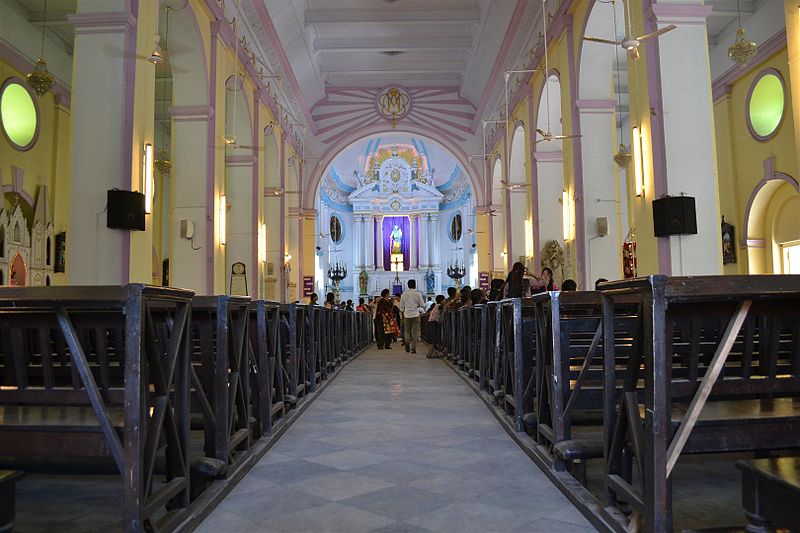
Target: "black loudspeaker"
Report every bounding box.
[107,189,145,231]
[652,196,697,237]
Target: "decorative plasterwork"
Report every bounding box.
[311,87,475,145]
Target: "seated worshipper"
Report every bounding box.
[530,267,558,294]
[503,262,532,298]
[399,279,426,353]
[376,289,398,349]
[444,286,460,310]
[324,292,336,309]
[425,294,446,358]
[594,278,609,290]
[455,286,472,308]
[356,297,366,312]
[561,279,577,291]
[309,293,319,305]
[488,278,505,301]
[345,299,354,311]
[471,288,487,305]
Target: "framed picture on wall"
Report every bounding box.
[54,232,66,273]
[721,217,736,265]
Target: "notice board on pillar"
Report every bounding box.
[303,276,315,297]
[478,272,489,291]
[229,262,248,296]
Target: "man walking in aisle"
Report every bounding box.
[399,279,426,353]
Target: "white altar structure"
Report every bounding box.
[316,136,475,301]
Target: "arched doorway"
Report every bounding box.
[744,169,800,274]
[10,252,26,286]
[491,156,506,274]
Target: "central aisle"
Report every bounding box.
[196,346,595,533]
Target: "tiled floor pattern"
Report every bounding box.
[197,345,596,533]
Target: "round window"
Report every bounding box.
[330,215,343,244]
[747,70,785,141]
[0,80,39,150]
[449,213,462,242]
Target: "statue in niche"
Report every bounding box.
[390,225,403,255]
[425,269,435,294]
[359,269,369,296]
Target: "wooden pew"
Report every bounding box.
[496,298,536,432]
[480,301,501,396]
[532,290,640,473]
[0,285,194,532]
[736,457,800,532]
[247,300,285,438]
[600,275,800,533]
[190,296,252,478]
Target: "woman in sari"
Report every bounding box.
[375,289,398,349]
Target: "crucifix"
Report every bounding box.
[392,255,402,285]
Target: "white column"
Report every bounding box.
[353,215,363,269]
[419,214,430,268]
[68,5,136,285]
[652,3,722,274]
[375,215,385,270]
[409,215,418,270]
[577,100,623,287]
[429,213,440,267]
[364,213,374,270]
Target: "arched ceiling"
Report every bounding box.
[321,133,470,198]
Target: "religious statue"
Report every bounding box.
[540,240,566,281]
[390,225,403,255]
[425,269,435,294]
[358,269,369,296]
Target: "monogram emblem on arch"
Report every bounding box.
[377,87,411,128]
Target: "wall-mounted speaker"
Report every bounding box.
[652,196,697,237]
[596,217,608,237]
[107,190,145,231]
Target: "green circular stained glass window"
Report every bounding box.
[0,80,39,150]
[747,70,785,140]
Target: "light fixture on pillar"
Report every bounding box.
[524,218,534,259]
[446,258,466,290]
[728,0,757,66]
[143,143,154,214]
[26,0,54,97]
[219,194,227,245]
[561,190,573,241]
[632,125,644,197]
[258,223,267,263]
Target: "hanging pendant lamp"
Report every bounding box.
[728,0,757,66]
[26,0,55,96]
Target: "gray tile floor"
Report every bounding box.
[196,345,596,533]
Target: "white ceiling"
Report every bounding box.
[259,0,518,112]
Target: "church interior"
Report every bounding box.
[0,0,799,532]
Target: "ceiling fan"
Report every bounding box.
[535,0,581,145]
[497,180,530,190]
[480,209,499,217]
[583,0,675,59]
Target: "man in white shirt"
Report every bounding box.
[399,279,426,353]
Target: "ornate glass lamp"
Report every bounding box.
[26,0,54,97]
[327,260,348,303]
[728,1,757,66]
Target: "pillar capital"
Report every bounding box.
[650,3,713,26]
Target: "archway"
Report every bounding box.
[223,74,256,296]
[744,169,800,274]
[491,156,506,275]
[314,133,475,302]
[534,73,567,284]
[507,124,529,268]
[10,252,26,286]
[165,2,212,294]
[577,0,628,287]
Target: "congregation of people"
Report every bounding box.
[305,261,589,359]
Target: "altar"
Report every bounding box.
[347,146,445,296]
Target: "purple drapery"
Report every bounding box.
[383,216,410,271]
